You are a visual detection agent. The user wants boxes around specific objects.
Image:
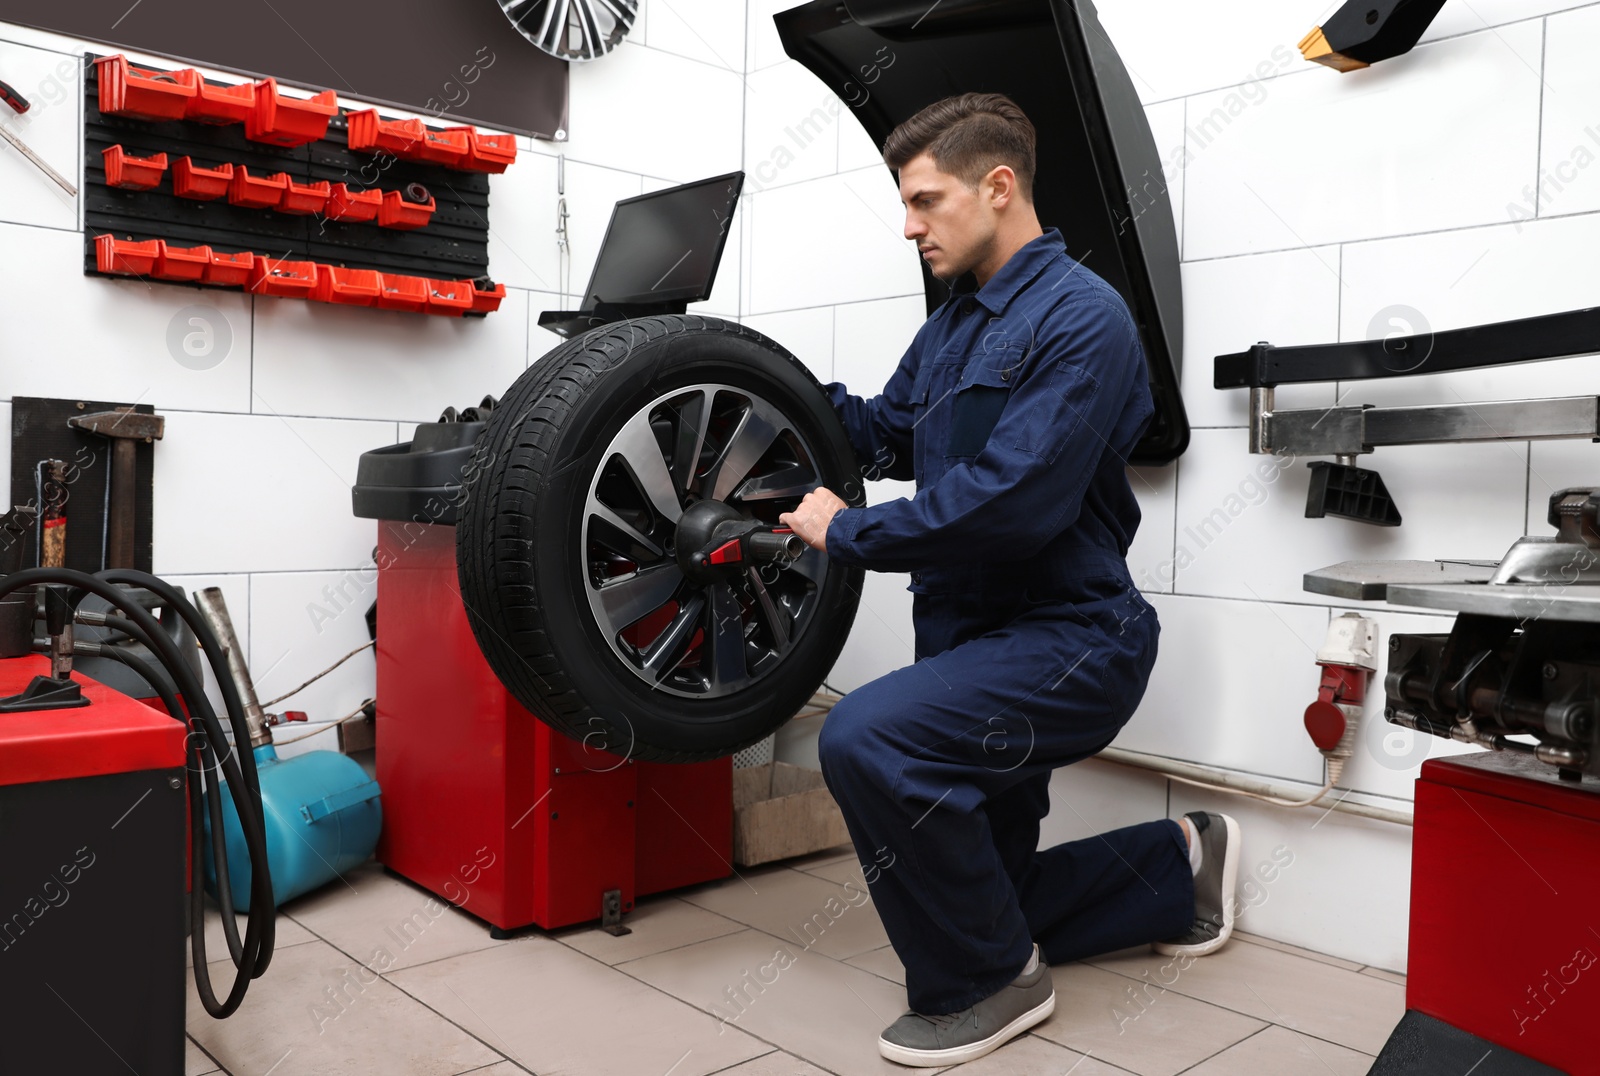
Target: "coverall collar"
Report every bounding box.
[950,227,1066,315]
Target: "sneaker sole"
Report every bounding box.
[1152,813,1242,958]
[877,989,1056,1067]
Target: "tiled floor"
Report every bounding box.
[184,849,1405,1076]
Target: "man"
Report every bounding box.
[778,93,1242,1068]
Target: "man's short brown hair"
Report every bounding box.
[882,92,1037,202]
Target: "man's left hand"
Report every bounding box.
[780,487,847,553]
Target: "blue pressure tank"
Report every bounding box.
[204,743,382,911]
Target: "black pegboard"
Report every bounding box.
[83,53,493,288]
[9,397,156,575]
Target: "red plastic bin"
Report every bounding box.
[425,279,474,316]
[248,256,319,298]
[468,280,507,314]
[186,79,256,125]
[278,179,331,216]
[345,110,426,156]
[375,274,429,312]
[246,78,338,148]
[229,167,290,209]
[204,250,256,287]
[153,242,213,282]
[172,158,234,201]
[95,56,199,121]
[410,127,469,167]
[377,190,436,230]
[313,266,383,306]
[324,183,381,223]
[94,234,161,276]
[462,130,518,173]
[101,146,168,190]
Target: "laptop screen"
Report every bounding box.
[583,171,744,307]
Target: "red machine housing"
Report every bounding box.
[373,522,732,931]
[1408,752,1598,1073]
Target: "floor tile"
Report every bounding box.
[1180,1025,1375,1075]
[281,862,506,972]
[387,935,769,1076]
[1087,940,1405,1055]
[552,894,746,965]
[1234,931,1364,972]
[678,863,889,960]
[1031,962,1266,1076]
[188,904,317,967]
[185,939,499,1076]
[783,843,858,871]
[801,855,870,886]
[185,1036,220,1075]
[1361,966,1407,987]
[620,928,931,1076]
[945,1033,1138,1074]
[455,1063,532,1075]
[709,1051,834,1075]
[845,945,906,986]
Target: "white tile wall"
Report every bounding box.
[641,0,747,71]
[1126,463,1178,595]
[553,161,645,303]
[1535,6,1600,222]
[746,0,796,73]
[562,42,743,181]
[745,167,922,313]
[0,223,254,413]
[1038,757,1171,849]
[743,61,841,191]
[485,149,565,295]
[833,294,924,393]
[1118,592,1332,786]
[1425,0,1596,41]
[164,572,253,721]
[251,288,543,424]
[1174,432,1528,606]
[1182,25,1544,260]
[1178,247,1341,429]
[248,569,378,732]
[0,40,79,232]
[739,306,832,381]
[152,412,396,576]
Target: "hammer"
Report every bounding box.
[68,407,164,569]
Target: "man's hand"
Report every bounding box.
[780,487,847,553]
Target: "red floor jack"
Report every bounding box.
[1309,489,1600,1076]
[355,421,734,935]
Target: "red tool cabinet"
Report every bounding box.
[373,522,732,932]
[1408,752,1600,1074]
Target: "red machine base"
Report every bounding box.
[1402,751,1600,1074]
[373,522,732,932]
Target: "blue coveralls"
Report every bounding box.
[820,228,1194,1015]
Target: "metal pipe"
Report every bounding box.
[1248,386,1274,454]
[1094,746,1414,827]
[194,587,273,749]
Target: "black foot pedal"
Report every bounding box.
[1306,461,1402,527]
[0,675,89,712]
[1369,1011,1566,1075]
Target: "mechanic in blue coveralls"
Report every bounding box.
[779,94,1243,1068]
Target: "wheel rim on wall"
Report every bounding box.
[582,383,829,700]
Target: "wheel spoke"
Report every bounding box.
[671,389,713,492]
[613,413,683,524]
[785,546,827,586]
[705,400,786,502]
[732,461,818,503]
[597,562,683,632]
[641,593,705,681]
[745,567,791,650]
[706,581,750,688]
[588,499,663,558]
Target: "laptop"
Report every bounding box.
[538,170,744,338]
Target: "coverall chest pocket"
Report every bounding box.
[947,344,1025,457]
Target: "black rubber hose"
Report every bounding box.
[92,643,183,721]
[0,569,273,1016]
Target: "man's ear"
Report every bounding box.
[985,165,1017,210]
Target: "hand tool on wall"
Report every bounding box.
[0,74,77,197]
[67,407,164,570]
[37,459,68,568]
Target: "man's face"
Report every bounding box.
[899,151,996,282]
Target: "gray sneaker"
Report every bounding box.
[1152,811,1241,958]
[877,944,1055,1067]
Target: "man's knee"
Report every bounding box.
[818,691,890,781]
